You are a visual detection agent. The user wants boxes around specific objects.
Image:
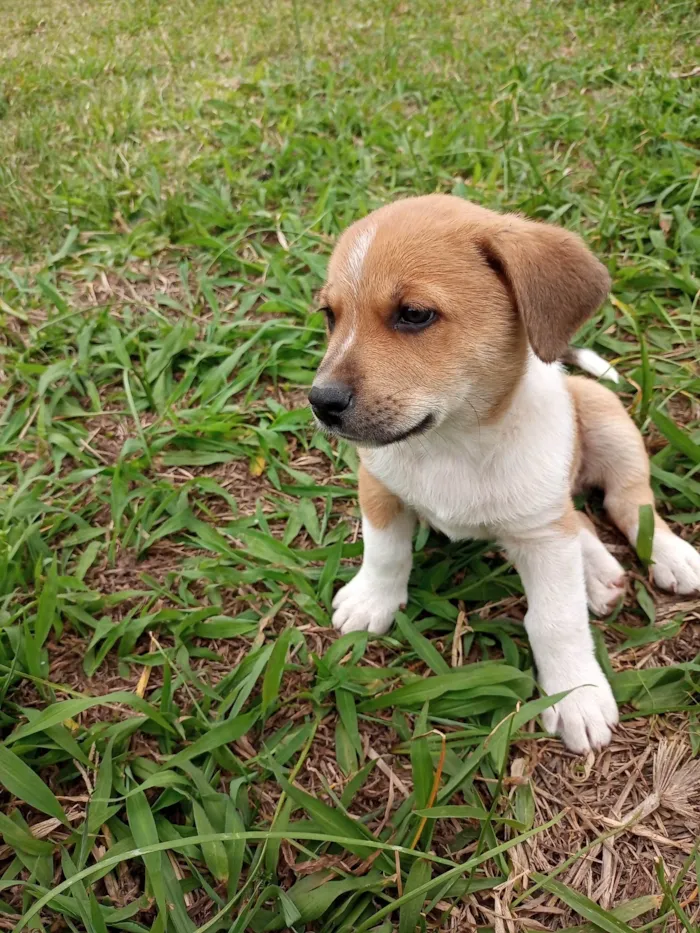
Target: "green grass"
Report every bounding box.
[1,0,699,929]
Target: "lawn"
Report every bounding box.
[1,0,699,929]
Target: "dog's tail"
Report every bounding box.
[563,347,620,384]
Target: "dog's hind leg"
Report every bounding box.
[569,375,700,595]
[576,511,626,616]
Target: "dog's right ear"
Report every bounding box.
[478,216,611,363]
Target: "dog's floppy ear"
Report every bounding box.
[478,216,611,363]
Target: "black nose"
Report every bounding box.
[309,382,354,425]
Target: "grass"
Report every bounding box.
[1,0,699,929]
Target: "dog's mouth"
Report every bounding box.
[318,413,435,447]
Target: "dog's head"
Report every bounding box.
[310,194,610,446]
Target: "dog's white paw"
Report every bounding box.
[540,662,619,754]
[331,570,406,635]
[584,549,626,616]
[651,531,700,595]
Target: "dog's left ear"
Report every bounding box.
[478,217,611,363]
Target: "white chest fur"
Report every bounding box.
[362,358,575,541]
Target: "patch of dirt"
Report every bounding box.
[507,722,700,929]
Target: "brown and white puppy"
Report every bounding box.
[309,194,700,753]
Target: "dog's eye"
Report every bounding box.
[396,306,437,330]
[321,307,336,333]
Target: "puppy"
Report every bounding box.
[309,194,700,753]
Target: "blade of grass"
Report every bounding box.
[532,874,638,933]
[14,819,565,932]
[0,746,68,825]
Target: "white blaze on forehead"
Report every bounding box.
[322,225,376,370]
[342,225,376,292]
[325,326,356,369]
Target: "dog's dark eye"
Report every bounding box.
[396,306,437,330]
[321,307,335,333]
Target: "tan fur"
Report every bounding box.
[575,510,598,536]
[478,213,611,363]
[358,464,404,529]
[554,501,580,537]
[320,197,527,428]
[318,194,608,434]
[570,406,583,484]
[567,375,668,540]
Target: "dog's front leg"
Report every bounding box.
[504,515,618,753]
[332,465,415,635]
